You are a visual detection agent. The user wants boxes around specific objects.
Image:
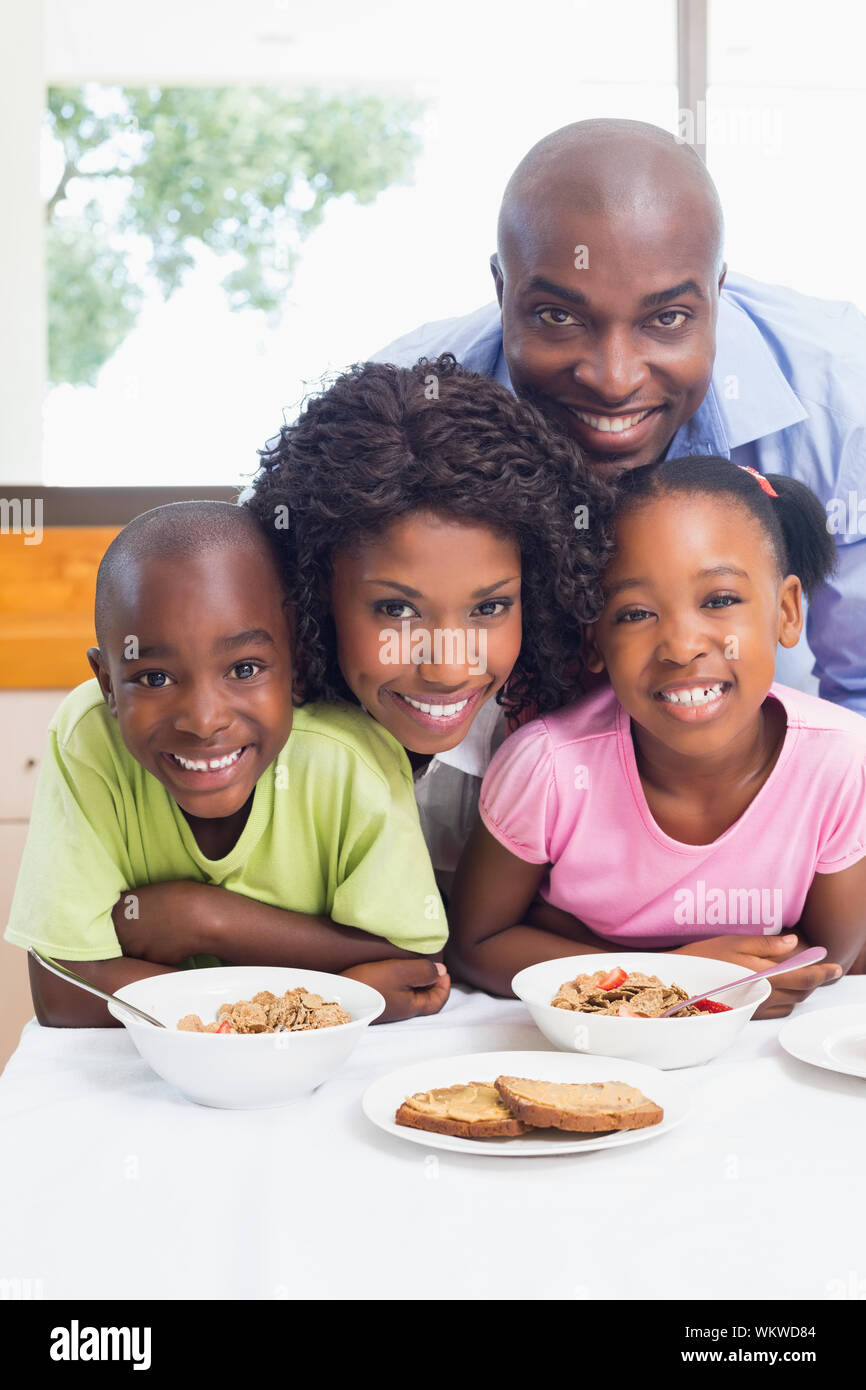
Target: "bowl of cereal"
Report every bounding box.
[107,966,385,1108]
[511,954,770,1070]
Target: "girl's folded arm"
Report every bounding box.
[447,822,612,997]
[795,856,866,973]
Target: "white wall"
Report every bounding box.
[0,0,45,483]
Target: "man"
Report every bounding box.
[374,119,866,713]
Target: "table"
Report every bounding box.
[1,979,864,1301]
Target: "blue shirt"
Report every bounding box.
[373,272,866,714]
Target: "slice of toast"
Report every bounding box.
[395,1082,530,1138]
[494,1076,663,1132]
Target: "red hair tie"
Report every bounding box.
[738,464,778,498]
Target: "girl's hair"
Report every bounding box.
[246,354,616,717]
[612,455,836,599]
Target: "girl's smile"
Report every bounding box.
[652,677,733,721]
[587,491,802,781]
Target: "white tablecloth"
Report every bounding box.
[1,979,864,1301]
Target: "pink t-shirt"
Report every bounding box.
[479,683,866,947]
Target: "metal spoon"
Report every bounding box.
[28,948,167,1028]
[659,945,829,1017]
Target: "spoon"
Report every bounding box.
[28,948,167,1028]
[659,945,829,1017]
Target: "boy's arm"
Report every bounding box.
[29,954,178,1028]
[113,881,433,970]
[447,822,614,997]
[113,884,449,1024]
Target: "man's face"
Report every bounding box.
[88,546,295,822]
[494,201,724,473]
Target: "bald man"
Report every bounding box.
[374,119,866,714]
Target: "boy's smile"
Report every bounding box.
[88,545,294,834]
[329,511,522,759]
[586,494,802,773]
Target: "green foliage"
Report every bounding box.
[45,85,423,385]
[46,213,143,387]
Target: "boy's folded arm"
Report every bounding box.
[117,880,431,970]
[207,889,433,969]
[29,953,177,1029]
[447,822,613,997]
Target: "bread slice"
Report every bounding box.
[395,1082,530,1138]
[494,1076,663,1132]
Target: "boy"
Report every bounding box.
[5,501,449,1025]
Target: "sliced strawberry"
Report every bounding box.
[216,1019,232,1033]
[694,998,732,1014]
[599,967,628,990]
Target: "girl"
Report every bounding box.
[449,456,866,1018]
[247,353,615,895]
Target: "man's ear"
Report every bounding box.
[777,575,803,649]
[582,624,606,674]
[718,260,727,294]
[490,253,504,307]
[86,647,119,715]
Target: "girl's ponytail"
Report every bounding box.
[763,474,836,599]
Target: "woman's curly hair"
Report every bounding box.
[246,354,616,719]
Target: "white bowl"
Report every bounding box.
[512,953,771,1070]
[107,966,385,1108]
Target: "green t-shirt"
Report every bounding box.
[5,680,446,963]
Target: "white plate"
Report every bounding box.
[362,1049,689,1157]
[779,1004,866,1080]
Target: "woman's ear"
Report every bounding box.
[777,575,803,649]
[582,624,606,674]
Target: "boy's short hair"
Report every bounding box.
[94,500,285,650]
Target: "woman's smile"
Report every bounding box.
[383,682,492,732]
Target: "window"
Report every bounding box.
[33,0,678,488]
[707,0,866,308]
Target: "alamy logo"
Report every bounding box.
[0,1276,43,1298]
[49,1320,151,1370]
[673,881,782,930]
[0,497,43,545]
[378,621,487,673]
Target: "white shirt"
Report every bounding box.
[412,696,508,896]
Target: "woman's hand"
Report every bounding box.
[675,933,843,1019]
[341,958,450,1023]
